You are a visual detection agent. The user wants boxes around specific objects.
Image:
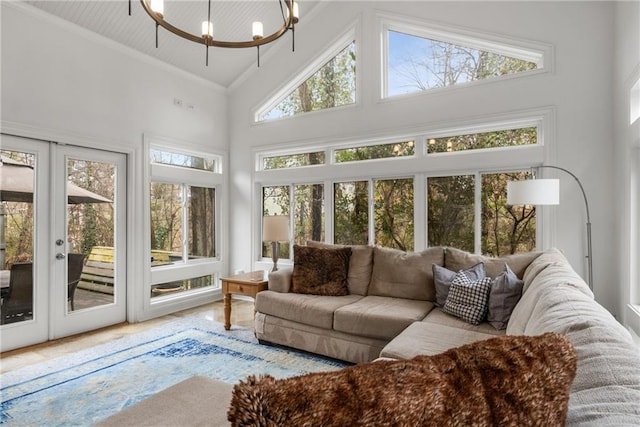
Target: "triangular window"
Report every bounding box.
[257,37,356,122]
[383,17,548,98]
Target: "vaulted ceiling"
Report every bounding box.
[25,1,315,88]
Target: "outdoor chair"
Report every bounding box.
[1,262,33,325]
[67,253,86,311]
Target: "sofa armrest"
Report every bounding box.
[268,269,293,293]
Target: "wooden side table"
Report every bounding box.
[221,271,268,330]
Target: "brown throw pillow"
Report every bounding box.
[228,332,577,427]
[291,245,351,296]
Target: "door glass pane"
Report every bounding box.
[374,178,414,251]
[1,151,35,324]
[66,158,115,311]
[427,175,475,252]
[187,186,215,259]
[334,181,369,245]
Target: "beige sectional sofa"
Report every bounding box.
[255,244,640,425]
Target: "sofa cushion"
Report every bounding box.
[445,247,541,279]
[433,262,485,307]
[508,251,593,335]
[487,263,524,330]
[333,295,433,340]
[255,290,363,330]
[368,246,444,301]
[229,333,577,427]
[291,245,351,296]
[565,326,640,425]
[422,308,504,336]
[443,273,492,325]
[380,322,501,359]
[306,241,373,296]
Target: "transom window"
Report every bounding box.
[381,16,549,99]
[256,31,357,122]
[427,127,536,154]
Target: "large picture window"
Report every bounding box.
[256,115,547,263]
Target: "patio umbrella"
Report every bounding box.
[0,155,111,266]
[0,155,112,203]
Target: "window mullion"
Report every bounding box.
[368,178,375,245]
[474,172,482,254]
[182,184,189,263]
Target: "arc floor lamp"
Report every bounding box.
[507,165,593,290]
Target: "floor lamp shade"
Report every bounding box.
[507,179,560,206]
[263,215,290,242]
[506,166,593,291]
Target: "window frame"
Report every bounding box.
[143,136,226,312]
[378,12,553,100]
[254,26,359,123]
[254,110,553,267]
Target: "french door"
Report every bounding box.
[0,135,127,351]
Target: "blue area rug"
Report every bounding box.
[0,317,347,426]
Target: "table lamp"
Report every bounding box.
[263,215,290,272]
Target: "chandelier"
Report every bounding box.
[129,0,299,67]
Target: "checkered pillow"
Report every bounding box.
[443,272,493,325]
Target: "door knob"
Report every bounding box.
[56,253,66,260]
[56,239,65,246]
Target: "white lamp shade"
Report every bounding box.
[507,179,560,205]
[263,215,290,242]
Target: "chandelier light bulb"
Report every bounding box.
[150,0,163,16]
[252,21,264,40]
[202,21,213,38]
[286,2,300,23]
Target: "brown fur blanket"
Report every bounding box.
[228,332,576,426]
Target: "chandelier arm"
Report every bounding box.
[139,0,294,49]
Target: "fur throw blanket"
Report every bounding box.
[228,332,576,426]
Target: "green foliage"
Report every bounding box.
[428,175,475,252]
[335,141,415,163]
[374,178,414,251]
[264,42,356,120]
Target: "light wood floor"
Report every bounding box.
[0,299,255,375]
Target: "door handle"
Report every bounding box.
[56,253,66,260]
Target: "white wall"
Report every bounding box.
[613,1,640,332]
[229,2,620,314]
[1,2,228,151]
[1,2,229,321]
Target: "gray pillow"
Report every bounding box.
[487,264,524,330]
[433,263,485,307]
[443,272,493,325]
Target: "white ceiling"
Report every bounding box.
[25,0,314,88]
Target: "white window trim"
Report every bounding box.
[142,135,227,317]
[378,12,554,100]
[254,110,553,266]
[254,25,359,122]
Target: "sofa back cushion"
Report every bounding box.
[306,241,373,296]
[445,247,541,279]
[368,246,444,301]
[507,248,593,335]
